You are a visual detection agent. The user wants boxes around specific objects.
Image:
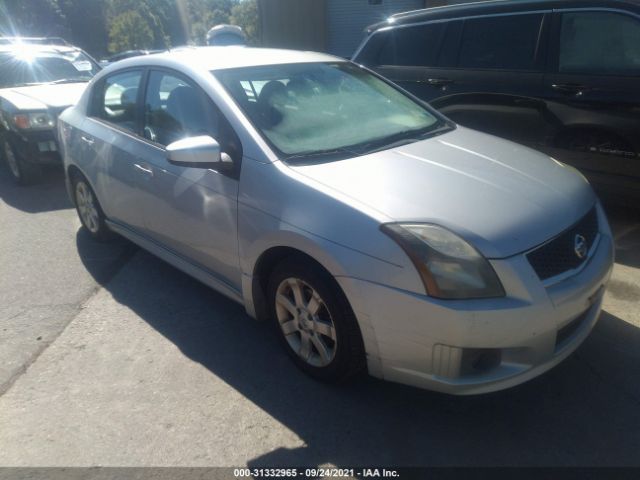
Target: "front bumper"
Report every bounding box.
[338,219,614,395]
[7,129,61,165]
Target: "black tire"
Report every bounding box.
[2,137,40,185]
[71,173,113,242]
[267,255,366,383]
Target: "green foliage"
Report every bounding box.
[0,0,261,56]
[58,0,108,57]
[0,0,66,37]
[108,10,154,53]
[231,0,259,46]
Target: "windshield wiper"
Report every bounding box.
[282,146,359,163]
[47,78,89,85]
[354,123,451,156]
[5,82,46,88]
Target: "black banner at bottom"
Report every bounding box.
[1,468,640,480]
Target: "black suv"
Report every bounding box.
[354,0,640,207]
[0,38,99,184]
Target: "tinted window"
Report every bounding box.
[143,71,242,161]
[378,22,446,67]
[93,70,142,133]
[559,12,640,75]
[458,14,543,70]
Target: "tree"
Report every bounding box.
[108,10,154,53]
[107,0,170,50]
[0,0,66,37]
[186,0,235,45]
[58,0,108,57]
[0,0,261,54]
[230,0,259,45]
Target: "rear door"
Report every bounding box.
[541,9,640,198]
[80,69,146,231]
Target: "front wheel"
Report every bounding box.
[268,256,366,382]
[73,174,113,241]
[2,138,40,185]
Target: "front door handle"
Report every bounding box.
[133,163,153,177]
[80,135,95,146]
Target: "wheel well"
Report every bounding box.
[67,164,83,182]
[252,247,340,322]
[66,165,84,205]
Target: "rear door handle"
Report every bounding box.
[426,78,454,87]
[551,83,591,94]
[133,163,153,177]
[80,135,95,146]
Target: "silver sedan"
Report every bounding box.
[58,47,614,394]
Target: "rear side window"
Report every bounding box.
[92,70,143,133]
[458,14,543,70]
[378,22,446,67]
[559,12,640,75]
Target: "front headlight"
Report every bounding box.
[13,112,56,130]
[381,223,505,299]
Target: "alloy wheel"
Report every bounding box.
[274,277,338,367]
[75,181,100,233]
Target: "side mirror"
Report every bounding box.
[166,135,233,171]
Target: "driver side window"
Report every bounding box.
[143,71,241,164]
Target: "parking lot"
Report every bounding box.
[0,165,639,467]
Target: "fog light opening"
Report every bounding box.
[461,348,502,376]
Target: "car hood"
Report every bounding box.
[0,82,88,110]
[290,127,596,259]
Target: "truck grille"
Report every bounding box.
[527,207,599,281]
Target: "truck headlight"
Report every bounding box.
[381,223,505,299]
[13,112,56,130]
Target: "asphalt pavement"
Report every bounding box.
[0,165,639,467]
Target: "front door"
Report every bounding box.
[133,69,243,292]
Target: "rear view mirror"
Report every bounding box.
[166,136,233,170]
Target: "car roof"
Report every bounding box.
[124,46,344,71]
[367,0,640,32]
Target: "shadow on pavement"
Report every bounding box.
[605,204,640,269]
[76,230,640,467]
[0,164,72,213]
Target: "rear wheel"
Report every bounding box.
[267,256,365,382]
[2,138,40,185]
[72,174,113,241]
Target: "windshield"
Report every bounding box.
[214,62,445,160]
[0,49,98,88]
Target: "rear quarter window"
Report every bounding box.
[558,11,640,75]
